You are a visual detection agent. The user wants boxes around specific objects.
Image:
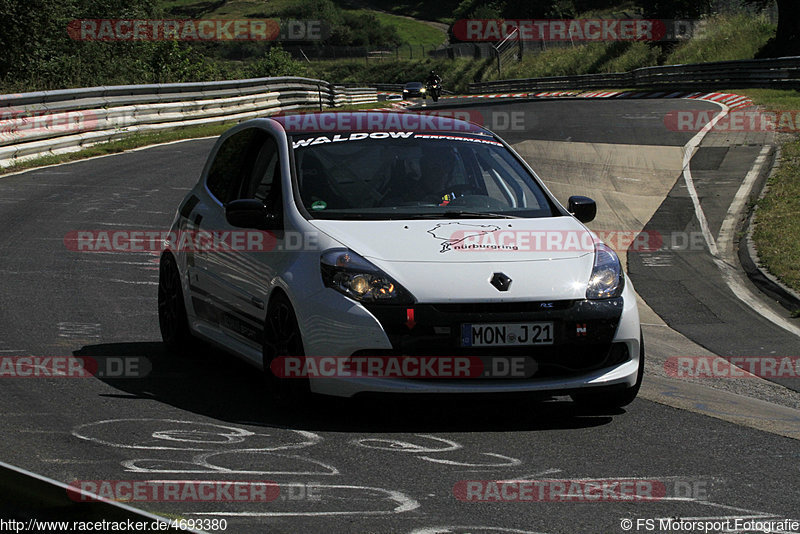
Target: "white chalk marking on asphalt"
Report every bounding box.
[123,452,340,476]
[57,322,101,338]
[647,500,799,533]
[352,435,461,453]
[107,279,158,285]
[197,448,338,475]
[92,222,164,228]
[353,434,520,467]
[680,497,790,516]
[419,452,522,468]
[641,254,673,267]
[73,418,321,451]
[497,468,562,482]
[86,260,158,266]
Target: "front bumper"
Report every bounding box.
[297,288,641,397]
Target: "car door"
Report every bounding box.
[191,127,285,351]
[187,127,259,330]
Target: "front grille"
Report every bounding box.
[364,298,623,345]
[351,342,630,381]
[356,298,627,382]
[430,301,574,314]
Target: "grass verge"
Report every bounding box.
[751,139,800,297]
[665,13,775,64]
[740,90,800,299]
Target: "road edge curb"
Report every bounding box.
[738,145,800,313]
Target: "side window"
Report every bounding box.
[240,136,279,203]
[206,128,261,204]
[238,136,283,227]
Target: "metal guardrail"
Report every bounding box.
[340,83,406,91]
[0,77,377,168]
[468,56,800,93]
[0,460,196,530]
[345,83,457,96]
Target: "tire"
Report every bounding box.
[571,332,645,410]
[158,252,195,356]
[263,292,311,408]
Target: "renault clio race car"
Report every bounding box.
[158,111,643,408]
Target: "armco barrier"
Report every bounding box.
[0,460,191,529]
[468,56,800,93]
[0,77,377,168]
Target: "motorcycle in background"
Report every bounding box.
[426,80,441,102]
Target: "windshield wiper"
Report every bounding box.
[313,211,521,220]
[408,211,520,219]
[311,212,369,219]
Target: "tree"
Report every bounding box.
[758,0,800,56]
[638,0,713,18]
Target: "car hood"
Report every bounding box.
[308,217,598,301]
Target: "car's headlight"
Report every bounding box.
[586,243,624,299]
[421,88,427,92]
[321,249,414,304]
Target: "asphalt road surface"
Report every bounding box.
[0,98,798,534]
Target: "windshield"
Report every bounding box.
[291,132,559,220]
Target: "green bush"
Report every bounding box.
[666,13,775,64]
[247,47,308,78]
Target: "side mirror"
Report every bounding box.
[568,195,597,223]
[225,199,279,229]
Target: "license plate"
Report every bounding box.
[461,322,554,347]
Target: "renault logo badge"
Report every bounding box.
[490,272,512,292]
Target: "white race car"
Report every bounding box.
[158,112,643,408]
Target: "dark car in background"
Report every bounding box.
[402,81,426,99]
